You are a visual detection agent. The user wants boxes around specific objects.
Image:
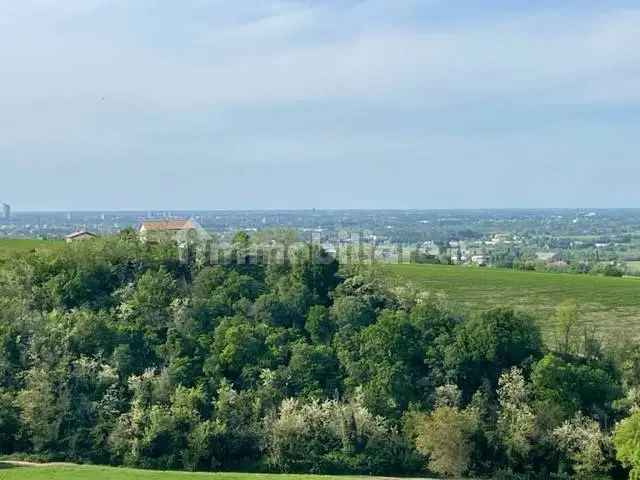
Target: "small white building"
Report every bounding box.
[471,254,490,266]
[536,252,560,263]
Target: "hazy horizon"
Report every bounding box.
[8,207,640,214]
[3,1,640,210]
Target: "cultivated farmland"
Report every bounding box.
[387,263,640,342]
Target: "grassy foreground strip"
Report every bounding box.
[387,263,640,340]
[0,465,406,480]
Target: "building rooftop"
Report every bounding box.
[139,219,197,232]
[65,230,97,239]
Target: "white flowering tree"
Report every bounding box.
[497,367,537,464]
[553,413,610,479]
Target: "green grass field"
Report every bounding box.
[0,465,402,480]
[0,239,64,259]
[387,264,640,342]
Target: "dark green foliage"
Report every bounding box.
[446,308,544,398]
[347,310,426,417]
[304,306,335,344]
[532,354,622,419]
[286,342,341,399]
[291,245,339,305]
[331,296,376,330]
[207,316,271,388]
[0,389,20,452]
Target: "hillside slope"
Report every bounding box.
[387,263,640,341]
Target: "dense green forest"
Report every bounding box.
[0,234,639,479]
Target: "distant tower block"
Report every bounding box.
[1,203,10,219]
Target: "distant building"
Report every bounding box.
[471,254,490,266]
[486,233,514,246]
[422,241,441,256]
[138,218,199,243]
[536,252,560,263]
[547,260,569,271]
[1,203,10,219]
[65,231,97,243]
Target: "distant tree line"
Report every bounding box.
[0,233,639,479]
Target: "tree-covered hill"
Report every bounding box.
[0,235,638,479]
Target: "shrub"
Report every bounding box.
[414,405,480,478]
[552,413,610,479]
[264,396,413,475]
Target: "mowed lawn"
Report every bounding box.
[387,264,640,341]
[0,465,419,480]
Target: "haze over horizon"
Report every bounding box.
[9,207,640,214]
[2,0,640,210]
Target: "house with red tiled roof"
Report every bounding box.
[138,218,198,243]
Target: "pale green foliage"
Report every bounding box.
[554,300,579,355]
[613,411,640,480]
[266,398,337,470]
[265,395,401,473]
[209,380,263,465]
[76,355,119,386]
[184,420,219,470]
[613,386,640,416]
[497,367,536,463]
[624,348,640,387]
[18,356,118,453]
[553,413,609,479]
[414,405,479,478]
[17,367,62,452]
[627,387,640,413]
[434,384,462,408]
[116,269,178,331]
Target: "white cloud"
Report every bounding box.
[1,2,639,114]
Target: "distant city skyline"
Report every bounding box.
[2,1,640,210]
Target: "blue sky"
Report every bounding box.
[1,0,639,210]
